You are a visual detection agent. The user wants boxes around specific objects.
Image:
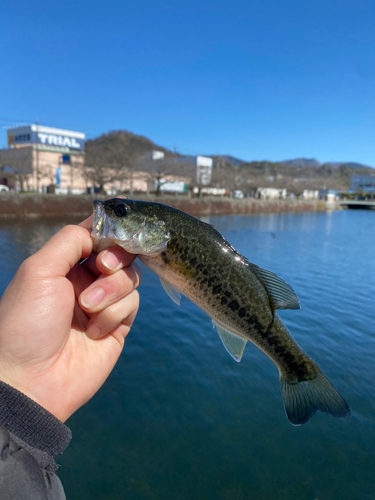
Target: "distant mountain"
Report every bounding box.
[280,158,374,169]
[209,155,247,166]
[86,131,374,175]
[325,161,374,170]
[280,158,322,168]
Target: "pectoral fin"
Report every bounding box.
[213,322,247,362]
[250,264,300,310]
[159,277,181,306]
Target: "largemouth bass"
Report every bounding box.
[92,198,350,425]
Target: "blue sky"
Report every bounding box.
[1,0,374,165]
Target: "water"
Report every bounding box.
[1,210,374,500]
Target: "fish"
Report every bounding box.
[91,197,350,425]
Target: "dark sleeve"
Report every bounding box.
[0,381,72,500]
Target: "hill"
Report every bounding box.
[209,155,247,167]
[216,160,375,192]
[84,130,375,192]
[85,130,172,166]
[280,158,373,170]
[280,158,322,168]
[325,161,374,170]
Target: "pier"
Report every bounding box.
[339,200,375,210]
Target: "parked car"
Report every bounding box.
[0,185,10,193]
[233,190,244,199]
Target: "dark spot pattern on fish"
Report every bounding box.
[238,307,246,318]
[207,276,217,287]
[95,198,351,425]
[244,313,266,334]
[138,203,314,381]
[274,344,287,356]
[263,327,315,381]
[228,300,240,312]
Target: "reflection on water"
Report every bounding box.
[1,210,375,500]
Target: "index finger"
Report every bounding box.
[96,246,137,275]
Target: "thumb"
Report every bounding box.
[32,218,94,279]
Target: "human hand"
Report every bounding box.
[0,216,140,422]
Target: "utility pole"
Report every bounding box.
[35,120,39,192]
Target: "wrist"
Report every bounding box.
[0,380,72,461]
[0,373,70,423]
[0,373,46,413]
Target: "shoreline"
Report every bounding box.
[0,193,336,218]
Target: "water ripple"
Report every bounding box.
[1,211,375,500]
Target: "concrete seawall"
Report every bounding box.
[0,193,333,218]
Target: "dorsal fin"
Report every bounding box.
[250,264,300,310]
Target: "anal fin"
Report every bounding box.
[159,277,181,306]
[213,321,247,362]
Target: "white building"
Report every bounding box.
[196,156,213,185]
[301,189,319,200]
[1,125,86,193]
[256,187,287,199]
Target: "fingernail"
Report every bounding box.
[132,263,142,287]
[101,251,121,271]
[81,287,104,308]
[86,323,101,339]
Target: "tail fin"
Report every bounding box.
[280,371,350,426]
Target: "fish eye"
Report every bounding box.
[114,204,127,217]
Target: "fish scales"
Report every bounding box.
[140,204,313,377]
[92,198,350,425]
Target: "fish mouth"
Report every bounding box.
[92,199,105,239]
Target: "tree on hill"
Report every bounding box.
[133,155,195,195]
[142,157,178,196]
[210,159,375,193]
[0,147,33,192]
[84,130,172,192]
